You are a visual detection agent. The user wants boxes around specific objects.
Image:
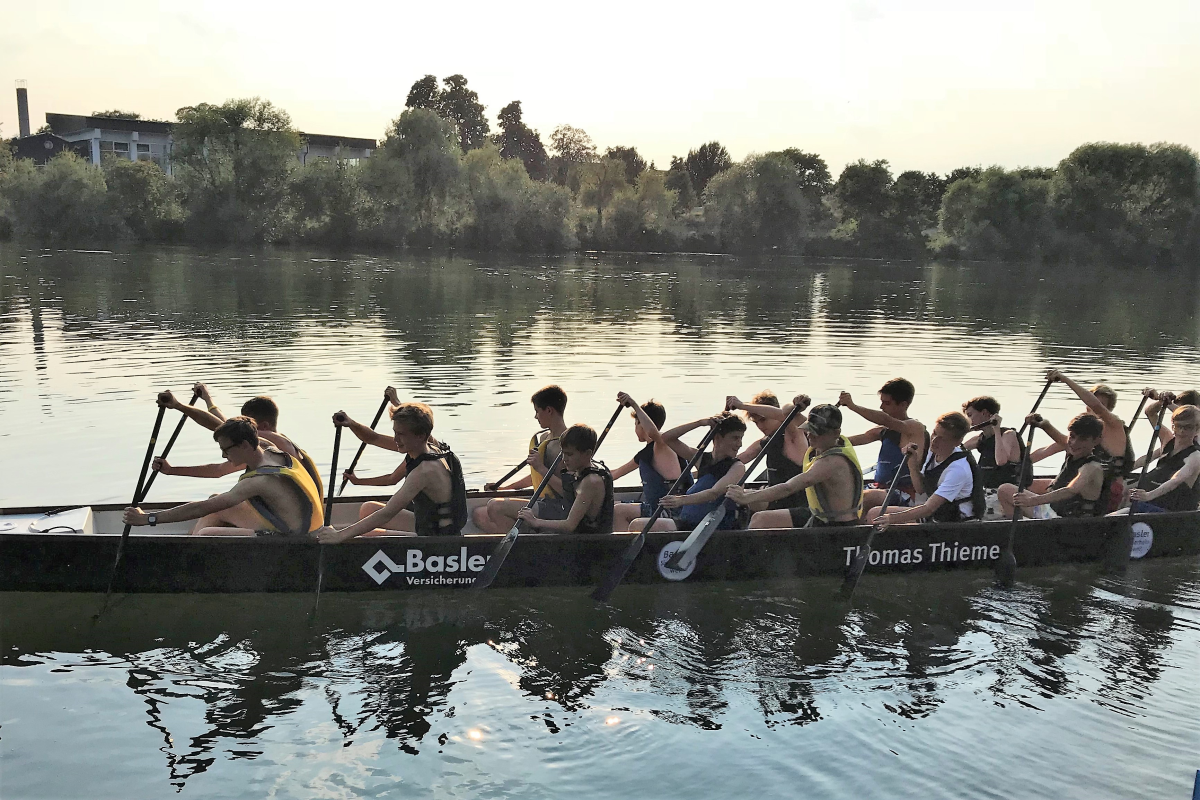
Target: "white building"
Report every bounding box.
[43,113,376,175]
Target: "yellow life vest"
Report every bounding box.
[802,435,864,522]
[238,448,325,533]
[529,430,562,499]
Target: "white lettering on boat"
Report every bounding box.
[842,542,999,569]
[362,546,485,585]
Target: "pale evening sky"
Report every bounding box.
[2,0,1197,175]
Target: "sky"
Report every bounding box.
[2,0,1198,175]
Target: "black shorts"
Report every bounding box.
[787,507,856,528]
[533,499,571,520]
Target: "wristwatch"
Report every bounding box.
[147,514,157,527]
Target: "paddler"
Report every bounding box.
[726,391,810,515]
[999,412,1110,519]
[516,424,614,534]
[870,411,984,527]
[1041,369,1133,511]
[726,403,862,528]
[123,416,323,536]
[473,385,570,533]
[839,378,928,517]
[626,411,747,532]
[153,383,324,499]
[961,396,1028,520]
[1111,403,1200,515]
[608,392,693,531]
[317,402,468,540]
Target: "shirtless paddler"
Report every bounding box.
[123,416,323,536]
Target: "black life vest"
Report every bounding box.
[559,461,615,534]
[976,427,1031,490]
[403,444,468,536]
[1100,433,1138,479]
[1144,439,1200,512]
[762,433,807,509]
[1049,451,1109,517]
[921,449,985,523]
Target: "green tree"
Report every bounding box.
[549,125,597,185]
[604,146,647,184]
[773,148,832,204]
[937,167,1051,260]
[0,151,122,242]
[665,157,697,210]
[578,157,629,230]
[172,97,301,242]
[495,101,549,181]
[91,110,141,119]
[102,158,181,240]
[462,144,572,251]
[289,156,362,245]
[405,74,491,152]
[684,141,733,198]
[376,108,465,237]
[829,159,900,253]
[704,153,811,253]
[892,170,946,243]
[1048,142,1200,264]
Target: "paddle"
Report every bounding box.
[1018,379,1054,438]
[1109,400,1171,571]
[337,393,390,496]
[138,390,201,502]
[487,460,528,492]
[995,424,1038,588]
[312,423,342,619]
[591,426,718,603]
[840,451,911,598]
[474,402,625,590]
[1123,393,1150,440]
[95,402,168,620]
[664,403,805,573]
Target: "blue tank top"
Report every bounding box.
[875,428,926,492]
[678,454,739,529]
[635,442,692,514]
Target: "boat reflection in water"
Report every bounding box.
[3,557,1197,798]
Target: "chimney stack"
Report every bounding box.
[16,80,30,138]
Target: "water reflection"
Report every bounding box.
[3,559,1197,797]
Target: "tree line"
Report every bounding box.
[1,74,1198,265]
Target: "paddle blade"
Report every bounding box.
[840,551,870,598]
[995,550,1017,588]
[663,506,726,572]
[472,527,519,590]
[592,533,647,603]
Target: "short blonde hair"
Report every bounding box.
[1173,404,1200,429]
[1091,384,1117,411]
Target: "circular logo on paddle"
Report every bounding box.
[657,541,696,581]
[1130,522,1154,559]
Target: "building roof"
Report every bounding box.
[12,132,91,165]
[45,113,376,150]
[46,113,173,136]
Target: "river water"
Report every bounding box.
[1,245,1198,798]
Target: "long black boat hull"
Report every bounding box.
[2,512,1196,593]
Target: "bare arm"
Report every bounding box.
[994,427,1020,467]
[520,474,605,533]
[1049,370,1122,428]
[663,461,746,507]
[1014,464,1103,507]
[320,464,432,542]
[344,462,407,487]
[728,458,831,506]
[610,459,639,481]
[660,416,720,462]
[153,458,242,479]
[848,427,884,447]
[837,392,914,434]
[1132,452,1200,502]
[878,494,947,526]
[334,411,399,452]
[124,478,264,525]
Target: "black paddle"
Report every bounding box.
[95,402,168,620]
[138,391,201,501]
[1018,378,1054,437]
[312,423,342,619]
[1124,393,1150,440]
[485,429,549,491]
[664,403,805,573]
[474,402,625,590]
[1110,401,1171,571]
[337,394,390,496]
[591,426,718,603]
[996,424,1039,588]
[840,452,911,598]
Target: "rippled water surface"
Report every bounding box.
[1,246,1199,798]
